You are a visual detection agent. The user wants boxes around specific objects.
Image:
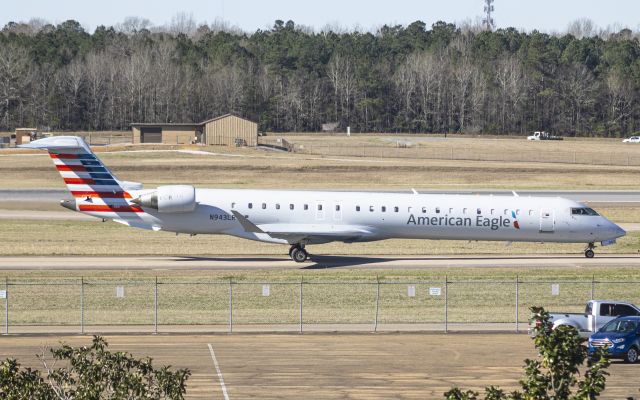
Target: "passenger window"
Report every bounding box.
[336,205,340,211]
[304,204,308,210]
[435,207,440,214]
[356,206,360,211]
[422,207,427,214]
[381,206,386,212]
[262,203,267,209]
[529,210,534,216]
[600,303,613,317]
[613,304,640,316]
[504,209,508,215]
[516,209,520,215]
[477,208,481,215]
[449,208,454,213]
[248,203,253,209]
[317,204,322,211]
[394,206,399,212]
[369,206,374,212]
[408,207,412,213]
[275,204,280,210]
[231,202,236,208]
[463,208,467,214]
[290,204,294,210]
[490,209,494,215]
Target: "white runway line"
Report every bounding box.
[208,343,230,400]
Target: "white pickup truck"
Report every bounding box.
[540,300,640,337]
[527,131,563,140]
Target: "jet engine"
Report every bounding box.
[132,185,196,213]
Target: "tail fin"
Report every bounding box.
[20,136,143,214]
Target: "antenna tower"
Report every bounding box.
[483,0,495,31]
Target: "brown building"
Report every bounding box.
[131,114,257,146]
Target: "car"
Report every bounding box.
[588,316,640,363]
[622,136,640,143]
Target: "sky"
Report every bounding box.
[2,0,639,34]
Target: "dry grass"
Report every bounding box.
[3,142,640,190]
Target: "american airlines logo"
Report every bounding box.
[511,210,520,229]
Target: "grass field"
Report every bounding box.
[3,135,640,190]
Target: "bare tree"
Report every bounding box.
[168,12,197,36]
[495,54,527,132]
[605,70,634,136]
[116,16,152,34]
[327,53,357,126]
[0,44,31,128]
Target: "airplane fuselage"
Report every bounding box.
[83,189,624,245]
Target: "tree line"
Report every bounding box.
[1,18,639,136]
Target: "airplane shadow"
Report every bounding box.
[170,256,287,263]
[303,255,393,269]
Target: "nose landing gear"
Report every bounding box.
[289,244,309,263]
[584,242,595,258]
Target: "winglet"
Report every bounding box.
[231,210,264,233]
[411,188,419,195]
[512,191,519,197]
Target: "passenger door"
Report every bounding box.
[539,209,555,232]
[315,202,325,221]
[333,202,342,222]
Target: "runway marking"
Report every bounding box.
[208,343,230,400]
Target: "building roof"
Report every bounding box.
[131,114,255,127]
[200,114,233,125]
[129,122,200,127]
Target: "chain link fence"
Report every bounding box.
[293,144,640,166]
[1,277,638,334]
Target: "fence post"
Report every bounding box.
[153,276,158,334]
[80,277,84,334]
[591,275,595,300]
[515,275,519,333]
[4,277,7,335]
[299,277,303,334]
[374,276,380,333]
[444,276,448,333]
[229,279,233,333]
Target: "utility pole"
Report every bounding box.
[483,0,495,31]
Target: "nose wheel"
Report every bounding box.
[289,244,309,263]
[584,243,595,258]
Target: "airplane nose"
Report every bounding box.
[614,225,626,237]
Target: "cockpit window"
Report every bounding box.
[571,207,599,216]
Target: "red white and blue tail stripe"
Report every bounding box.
[19,136,144,215]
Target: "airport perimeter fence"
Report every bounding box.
[1,276,639,334]
[294,144,640,167]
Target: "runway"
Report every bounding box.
[2,189,640,203]
[2,254,640,270]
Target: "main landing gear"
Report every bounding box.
[584,242,595,258]
[289,244,309,263]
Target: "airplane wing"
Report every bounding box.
[231,211,373,244]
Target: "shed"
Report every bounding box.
[202,114,258,147]
[130,114,257,146]
[131,123,200,145]
[14,128,37,145]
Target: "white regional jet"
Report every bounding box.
[22,136,626,262]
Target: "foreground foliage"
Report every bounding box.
[0,336,190,400]
[444,307,610,400]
